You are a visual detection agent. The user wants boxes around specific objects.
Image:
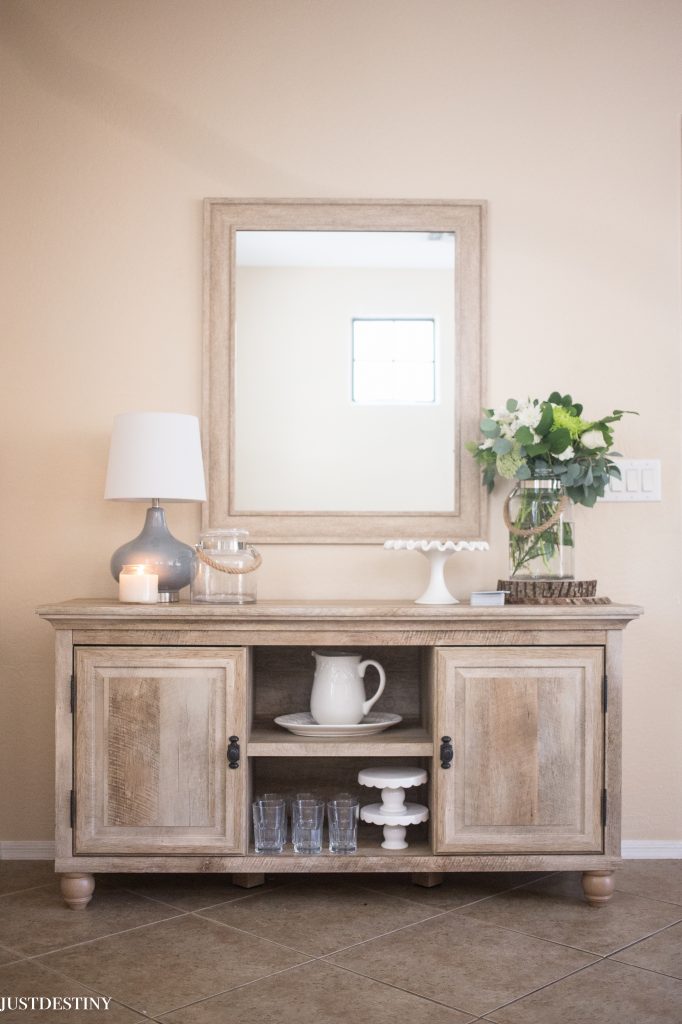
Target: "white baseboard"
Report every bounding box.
[1,839,680,861]
[0,841,56,860]
[621,840,682,859]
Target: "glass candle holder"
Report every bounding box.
[191,529,260,604]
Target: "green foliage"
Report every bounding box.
[468,391,637,510]
[480,418,500,438]
[547,427,571,454]
[515,426,535,446]
[536,403,554,436]
[496,444,525,479]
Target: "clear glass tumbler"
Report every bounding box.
[327,796,359,854]
[252,798,286,854]
[260,792,287,844]
[292,799,324,855]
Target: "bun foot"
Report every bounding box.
[581,870,615,906]
[60,873,95,910]
[232,873,265,889]
[411,872,444,888]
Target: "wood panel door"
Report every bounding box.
[432,647,604,854]
[73,647,248,855]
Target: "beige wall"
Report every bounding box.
[1,0,680,843]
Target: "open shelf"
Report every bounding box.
[248,721,433,757]
[246,840,432,860]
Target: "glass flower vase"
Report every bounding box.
[504,479,574,579]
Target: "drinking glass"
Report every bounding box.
[252,798,286,853]
[292,798,324,854]
[327,795,359,853]
[260,792,287,844]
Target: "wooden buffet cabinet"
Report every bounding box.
[38,599,641,910]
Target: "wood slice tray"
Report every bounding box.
[497,579,607,605]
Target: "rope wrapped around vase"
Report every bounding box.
[502,492,569,537]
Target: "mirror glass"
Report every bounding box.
[234,230,456,513]
[203,199,484,543]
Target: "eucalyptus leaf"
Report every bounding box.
[526,441,549,456]
[564,464,581,485]
[480,418,500,437]
[506,398,518,412]
[515,463,532,479]
[493,437,513,455]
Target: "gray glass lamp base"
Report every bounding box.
[110,505,194,602]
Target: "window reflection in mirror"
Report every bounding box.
[233,230,456,513]
[351,318,437,405]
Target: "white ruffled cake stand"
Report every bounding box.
[358,766,429,850]
[384,539,489,604]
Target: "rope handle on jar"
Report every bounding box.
[194,546,262,574]
[503,492,569,538]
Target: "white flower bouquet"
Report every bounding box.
[468,392,636,577]
[468,391,634,508]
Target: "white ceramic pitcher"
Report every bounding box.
[310,651,386,725]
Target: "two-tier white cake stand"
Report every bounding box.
[358,766,429,849]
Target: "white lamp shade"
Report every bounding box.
[105,412,207,501]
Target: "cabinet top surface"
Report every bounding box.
[36,598,643,630]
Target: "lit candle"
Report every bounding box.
[118,564,159,603]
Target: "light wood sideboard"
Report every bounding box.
[37,599,642,910]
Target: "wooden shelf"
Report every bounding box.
[248,722,433,757]
[246,840,433,860]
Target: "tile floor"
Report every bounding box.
[0,861,680,1022]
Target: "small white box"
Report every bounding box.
[470,591,506,607]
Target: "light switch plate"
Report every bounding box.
[601,458,661,502]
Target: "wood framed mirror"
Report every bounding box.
[203,198,486,543]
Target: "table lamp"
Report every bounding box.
[105,412,207,602]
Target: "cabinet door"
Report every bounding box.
[433,647,604,854]
[73,647,247,855]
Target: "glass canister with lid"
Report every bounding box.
[190,529,261,604]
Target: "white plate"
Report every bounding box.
[274,712,402,738]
